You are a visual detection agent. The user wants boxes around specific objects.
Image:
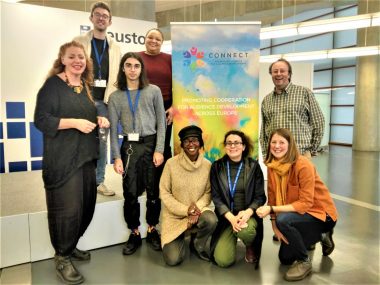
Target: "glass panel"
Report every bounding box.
[313,70,332,88]
[333,57,356,68]
[260,48,271,56]
[330,125,353,144]
[272,34,333,54]
[260,38,271,49]
[332,87,355,105]
[331,106,354,124]
[333,67,356,86]
[335,6,357,17]
[314,59,332,70]
[334,30,357,48]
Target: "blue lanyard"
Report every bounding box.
[125,89,141,132]
[91,38,107,79]
[227,160,243,210]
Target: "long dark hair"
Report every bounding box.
[115,52,149,90]
[223,130,253,158]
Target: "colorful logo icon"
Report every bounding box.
[183,47,205,71]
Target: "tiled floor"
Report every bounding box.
[1,146,379,284]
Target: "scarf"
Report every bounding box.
[266,160,292,206]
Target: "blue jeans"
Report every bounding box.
[94,100,108,185]
[276,212,335,265]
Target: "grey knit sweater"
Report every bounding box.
[108,84,166,159]
[159,150,213,246]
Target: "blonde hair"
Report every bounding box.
[47,41,94,102]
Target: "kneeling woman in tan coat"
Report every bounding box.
[160,125,217,266]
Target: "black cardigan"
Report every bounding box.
[34,76,98,190]
[210,155,266,268]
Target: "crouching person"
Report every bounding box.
[160,125,217,266]
[210,130,266,268]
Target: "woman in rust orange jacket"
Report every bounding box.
[257,128,338,282]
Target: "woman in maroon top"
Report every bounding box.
[140,29,173,242]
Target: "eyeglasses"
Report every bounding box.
[93,12,110,20]
[183,137,200,146]
[225,141,243,147]
[124,63,141,70]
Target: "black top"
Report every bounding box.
[210,155,266,268]
[34,76,98,190]
[228,159,245,213]
[91,38,109,101]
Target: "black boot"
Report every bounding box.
[54,255,84,285]
[71,248,91,261]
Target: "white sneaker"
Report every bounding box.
[97,183,115,196]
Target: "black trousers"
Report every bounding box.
[162,211,218,266]
[45,161,97,256]
[276,212,336,264]
[121,135,161,230]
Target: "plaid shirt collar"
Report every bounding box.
[272,82,292,96]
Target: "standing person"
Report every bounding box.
[210,130,266,268]
[139,28,173,201]
[109,52,166,255]
[160,125,217,266]
[34,41,109,285]
[257,128,338,282]
[260,58,325,159]
[74,1,121,196]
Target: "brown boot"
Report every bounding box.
[245,245,257,264]
[54,255,84,284]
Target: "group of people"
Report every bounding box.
[33,2,338,285]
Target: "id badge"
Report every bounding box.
[128,133,139,141]
[94,79,107,88]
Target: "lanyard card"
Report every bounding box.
[94,79,107,88]
[128,133,140,141]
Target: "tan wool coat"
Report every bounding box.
[159,150,213,247]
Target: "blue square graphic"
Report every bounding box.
[0,122,3,139]
[6,102,25,119]
[7,122,26,139]
[30,123,43,157]
[9,161,27,172]
[0,143,4,173]
[32,160,42,170]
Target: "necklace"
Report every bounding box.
[64,72,83,94]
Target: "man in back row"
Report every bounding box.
[74,1,121,196]
[260,58,325,159]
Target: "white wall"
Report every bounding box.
[0,2,156,173]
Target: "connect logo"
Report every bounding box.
[183,47,206,71]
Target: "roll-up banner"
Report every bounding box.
[171,22,261,161]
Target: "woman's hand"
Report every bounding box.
[187,202,201,228]
[113,158,124,175]
[272,222,289,244]
[165,107,173,125]
[153,152,164,167]
[225,212,242,232]
[97,116,110,128]
[187,215,199,229]
[75,119,97,134]
[187,202,201,216]
[256,205,271,218]
[237,208,253,226]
